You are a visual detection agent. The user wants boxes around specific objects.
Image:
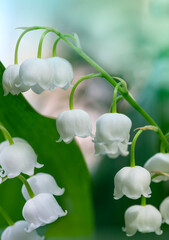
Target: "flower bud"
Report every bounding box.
[22,193,67,232]
[160,196,169,224]
[144,153,169,182]
[56,109,93,143]
[1,220,44,240]
[94,113,132,158]
[0,138,43,178]
[123,205,162,236]
[22,173,65,200]
[2,65,29,96]
[114,166,151,199]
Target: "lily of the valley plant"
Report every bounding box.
[1,25,169,238]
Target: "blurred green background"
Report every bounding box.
[1,0,169,239]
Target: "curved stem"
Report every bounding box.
[17,174,35,199]
[0,206,14,226]
[52,37,61,57]
[116,95,123,103]
[141,195,146,206]
[69,73,101,110]
[0,123,13,145]
[16,26,169,152]
[111,82,122,113]
[130,130,143,167]
[37,30,50,58]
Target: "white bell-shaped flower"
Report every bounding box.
[1,220,44,240]
[56,109,93,143]
[114,166,151,199]
[2,64,29,96]
[94,113,132,158]
[144,153,169,182]
[22,193,67,232]
[123,205,162,236]
[22,172,65,200]
[160,196,169,224]
[0,138,43,178]
[46,57,74,90]
[19,57,73,94]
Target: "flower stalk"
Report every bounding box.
[141,195,146,206]
[17,174,35,199]
[69,73,101,110]
[0,123,14,145]
[0,206,14,226]
[130,130,143,167]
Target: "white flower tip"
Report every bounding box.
[56,138,62,143]
[57,188,65,195]
[156,229,163,235]
[62,210,68,216]
[36,163,44,169]
[0,177,2,184]
[3,91,8,96]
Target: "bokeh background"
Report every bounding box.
[1,0,169,239]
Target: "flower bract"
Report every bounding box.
[123,205,162,236]
[94,113,132,158]
[22,193,67,232]
[1,220,44,240]
[144,153,169,182]
[56,109,93,143]
[0,138,43,178]
[22,172,65,200]
[114,166,151,199]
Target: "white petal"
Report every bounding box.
[1,220,44,240]
[22,173,65,200]
[123,205,162,236]
[0,138,43,178]
[160,196,169,224]
[56,109,92,143]
[144,153,169,182]
[19,58,49,87]
[23,193,67,232]
[114,166,151,199]
[46,57,73,90]
[94,113,132,143]
[2,65,29,96]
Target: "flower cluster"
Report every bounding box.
[2,26,169,238]
[3,57,73,95]
[0,137,67,239]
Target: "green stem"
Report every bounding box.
[116,95,123,103]
[141,195,146,206]
[52,37,61,57]
[111,82,122,113]
[69,73,101,110]
[0,123,13,145]
[0,206,14,226]
[16,26,169,152]
[160,132,169,153]
[160,143,166,153]
[37,30,50,58]
[17,174,35,198]
[130,130,143,167]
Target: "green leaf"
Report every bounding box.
[0,62,94,238]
